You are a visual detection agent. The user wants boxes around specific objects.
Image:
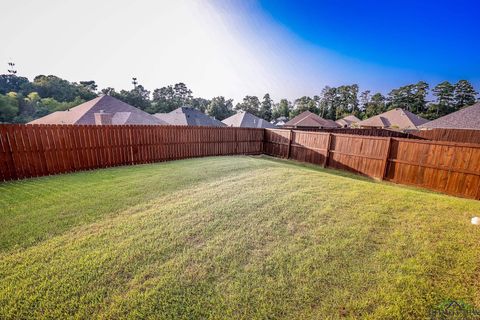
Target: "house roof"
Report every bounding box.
[358,108,428,130]
[222,111,275,128]
[284,111,339,128]
[154,107,226,127]
[29,95,166,125]
[336,115,361,127]
[420,102,480,130]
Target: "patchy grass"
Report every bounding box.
[0,156,479,319]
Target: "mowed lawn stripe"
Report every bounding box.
[0,156,268,252]
[0,156,479,319]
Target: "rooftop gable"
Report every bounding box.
[154,107,226,127]
[222,111,275,128]
[358,108,428,130]
[29,95,166,125]
[284,111,338,128]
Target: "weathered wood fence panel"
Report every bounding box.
[385,139,480,199]
[286,127,412,138]
[408,128,480,144]
[0,124,264,181]
[264,129,480,200]
[290,131,329,166]
[328,135,389,179]
[287,127,480,144]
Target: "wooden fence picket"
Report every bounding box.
[1,124,479,200]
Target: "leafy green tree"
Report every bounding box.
[453,80,477,109]
[412,81,429,114]
[336,84,359,118]
[319,86,337,119]
[116,85,151,111]
[173,83,193,106]
[292,96,317,117]
[79,80,98,93]
[191,97,210,113]
[0,75,29,95]
[151,83,193,113]
[34,96,85,118]
[364,93,386,118]
[387,81,429,114]
[22,92,41,117]
[206,96,234,120]
[259,93,273,121]
[30,75,96,102]
[428,81,455,117]
[0,93,19,123]
[235,96,261,116]
[151,86,175,112]
[273,99,291,119]
[101,87,116,96]
[359,90,371,115]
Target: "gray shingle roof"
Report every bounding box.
[29,95,166,125]
[420,102,480,129]
[284,111,339,128]
[154,107,226,127]
[358,108,428,130]
[336,115,361,127]
[222,111,275,128]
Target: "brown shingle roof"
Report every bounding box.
[358,108,428,130]
[284,111,339,128]
[154,107,226,127]
[29,95,166,125]
[222,111,275,128]
[420,102,480,130]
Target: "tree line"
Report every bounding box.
[0,72,478,124]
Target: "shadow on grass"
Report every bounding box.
[0,153,455,201]
[254,154,446,199]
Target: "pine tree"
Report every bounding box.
[431,81,455,116]
[259,93,273,121]
[453,80,478,110]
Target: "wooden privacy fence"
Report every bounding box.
[409,128,480,144]
[0,124,264,181]
[288,127,480,144]
[264,129,480,200]
[289,127,413,138]
[1,125,480,200]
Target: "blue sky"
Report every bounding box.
[257,0,480,81]
[1,0,479,101]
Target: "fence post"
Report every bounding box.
[382,137,392,180]
[324,133,332,168]
[2,125,18,180]
[286,130,292,159]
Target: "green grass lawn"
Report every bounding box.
[1,156,479,319]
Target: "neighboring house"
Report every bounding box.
[420,102,480,130]
[357,108,428,130]
[154,107,226,127]
[271,116,288,127]
[283,111,339,129]
[222,111,275,128]
[28,95,166,125]
[336,115,361,128]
